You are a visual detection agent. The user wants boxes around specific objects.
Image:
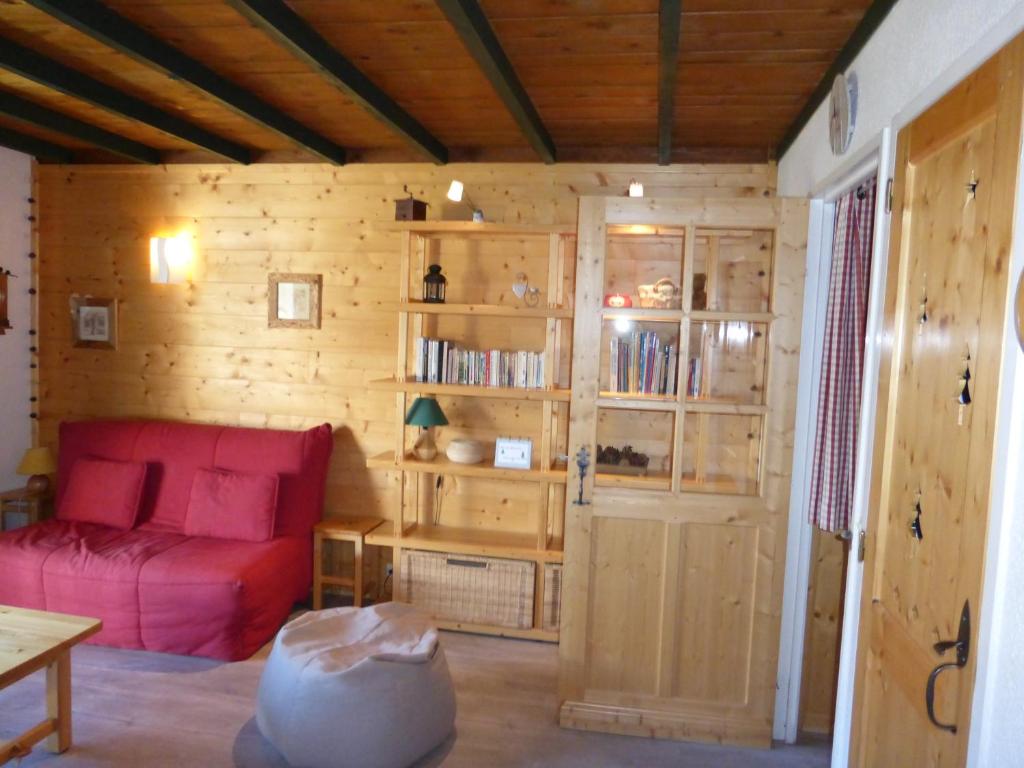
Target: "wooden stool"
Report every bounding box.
[313,517,385,610]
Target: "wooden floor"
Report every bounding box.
[0,627,830,767]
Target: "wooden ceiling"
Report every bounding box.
[0,0,886,165]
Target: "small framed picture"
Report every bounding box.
[71,296,117,350]
[269,273,322,329]
[494,438,533,470]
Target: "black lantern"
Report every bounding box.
[423,264,447,304]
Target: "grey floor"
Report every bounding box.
[0,627,830,767]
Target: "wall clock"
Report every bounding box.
[829,72,858,155]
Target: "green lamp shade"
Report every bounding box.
[405,397,448,427]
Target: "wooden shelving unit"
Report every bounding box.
[368,221,574,642]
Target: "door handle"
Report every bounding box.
[925,600,970,734]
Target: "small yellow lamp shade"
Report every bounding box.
[17,446,56,476]
[17,446,56,495]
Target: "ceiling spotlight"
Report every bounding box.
[628,180,644,198]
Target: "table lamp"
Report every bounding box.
[17,446,57,495]
[405,397,448,460]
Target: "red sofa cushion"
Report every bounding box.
[184,468,279,542]
[59,457,147,529]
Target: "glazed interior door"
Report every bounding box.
[853,38,1022,767]
[558,196,807,746]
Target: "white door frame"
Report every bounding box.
[773,133,893,746]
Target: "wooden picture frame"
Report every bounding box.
[268,273,322,329]
[70,296,117,350]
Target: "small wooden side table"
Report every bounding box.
[313,517,385,610]
[0,488,50,532]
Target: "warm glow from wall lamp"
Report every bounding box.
[446,179,484,222]
[628,179,644,198]
[150,234,192,284]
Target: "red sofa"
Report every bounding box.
[0,420,333,660]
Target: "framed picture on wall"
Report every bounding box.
[268,273,322,329]
[71,296,118,350]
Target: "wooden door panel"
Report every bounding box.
[853,35,1023,767]
[672,523,758,705]
[585,515,665,695]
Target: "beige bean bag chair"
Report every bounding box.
[256,603,456,768]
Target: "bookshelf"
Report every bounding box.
[368,220,575,642]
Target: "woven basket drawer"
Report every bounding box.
[400,549,535,630]
[542,563,562,632]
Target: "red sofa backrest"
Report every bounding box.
[57,420,333,538]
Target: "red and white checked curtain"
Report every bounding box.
[808,179,877,531]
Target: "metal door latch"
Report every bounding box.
[572,446,591,506]
[925,600,971,734]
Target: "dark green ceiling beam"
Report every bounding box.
[435,0,556,164]
[0,124,73,162]
[227,0,447,164]
[658,0,682,166]
[0,38,250,163]
[0,90,159,163]
[24,0,346,163]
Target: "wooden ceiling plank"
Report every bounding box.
[0,89,159,164]
[225,0,448,164]
[0,123,73,162]
[774,0,899,157]
[658,0,682,165]
[23,0,346,164]
[435,0,557,163]
[0,38,251,162]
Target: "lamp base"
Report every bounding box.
[26,474,50,495]
[413,428,438,461]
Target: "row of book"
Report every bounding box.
[413,337,545,389]
[608,332,679,395]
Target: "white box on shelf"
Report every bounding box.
[494,437,532,470]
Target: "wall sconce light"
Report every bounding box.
[628,179,644,198]
[150,235,191,284]
[447,180,484,222]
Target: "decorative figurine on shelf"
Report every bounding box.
[595,444,650,477]
[603,293,632,309]
[394,185,428,221]
[637,277,681,309]
[692,273,708,311]
[512,273,540,307]
[0,267,14,334]
[572,446,591,506]
[405,397,448,461]
[423,264,447,303]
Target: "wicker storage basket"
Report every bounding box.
[400,549,535,629]
[542,563,562,632]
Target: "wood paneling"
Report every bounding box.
[800,529,845,734]
[35,161,777,530]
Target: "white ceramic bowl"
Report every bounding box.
[446,439,485,465]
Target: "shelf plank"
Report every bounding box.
[368,378,571,401]
[434,618,558,643]
[680,475,758,496]
[690,310,774,323]
[601,307,684,322]
[366,522,564,563]
[595,472,672,491]
[381,221,575,235]
[398,301,572,319]
[597,394,679,411]
[367,450,568,484]
[684,400,768,415]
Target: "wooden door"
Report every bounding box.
[852,36,1023,767]
[558,196,808,746]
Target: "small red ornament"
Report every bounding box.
[604,293,632,309]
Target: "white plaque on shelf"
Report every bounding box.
[494,437,532,470]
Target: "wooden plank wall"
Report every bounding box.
[35,162,775,513]
[800,528,846,734]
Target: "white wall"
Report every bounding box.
[0,147,32,490]
[778,0,1024,196]
[777,1,1024,764]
